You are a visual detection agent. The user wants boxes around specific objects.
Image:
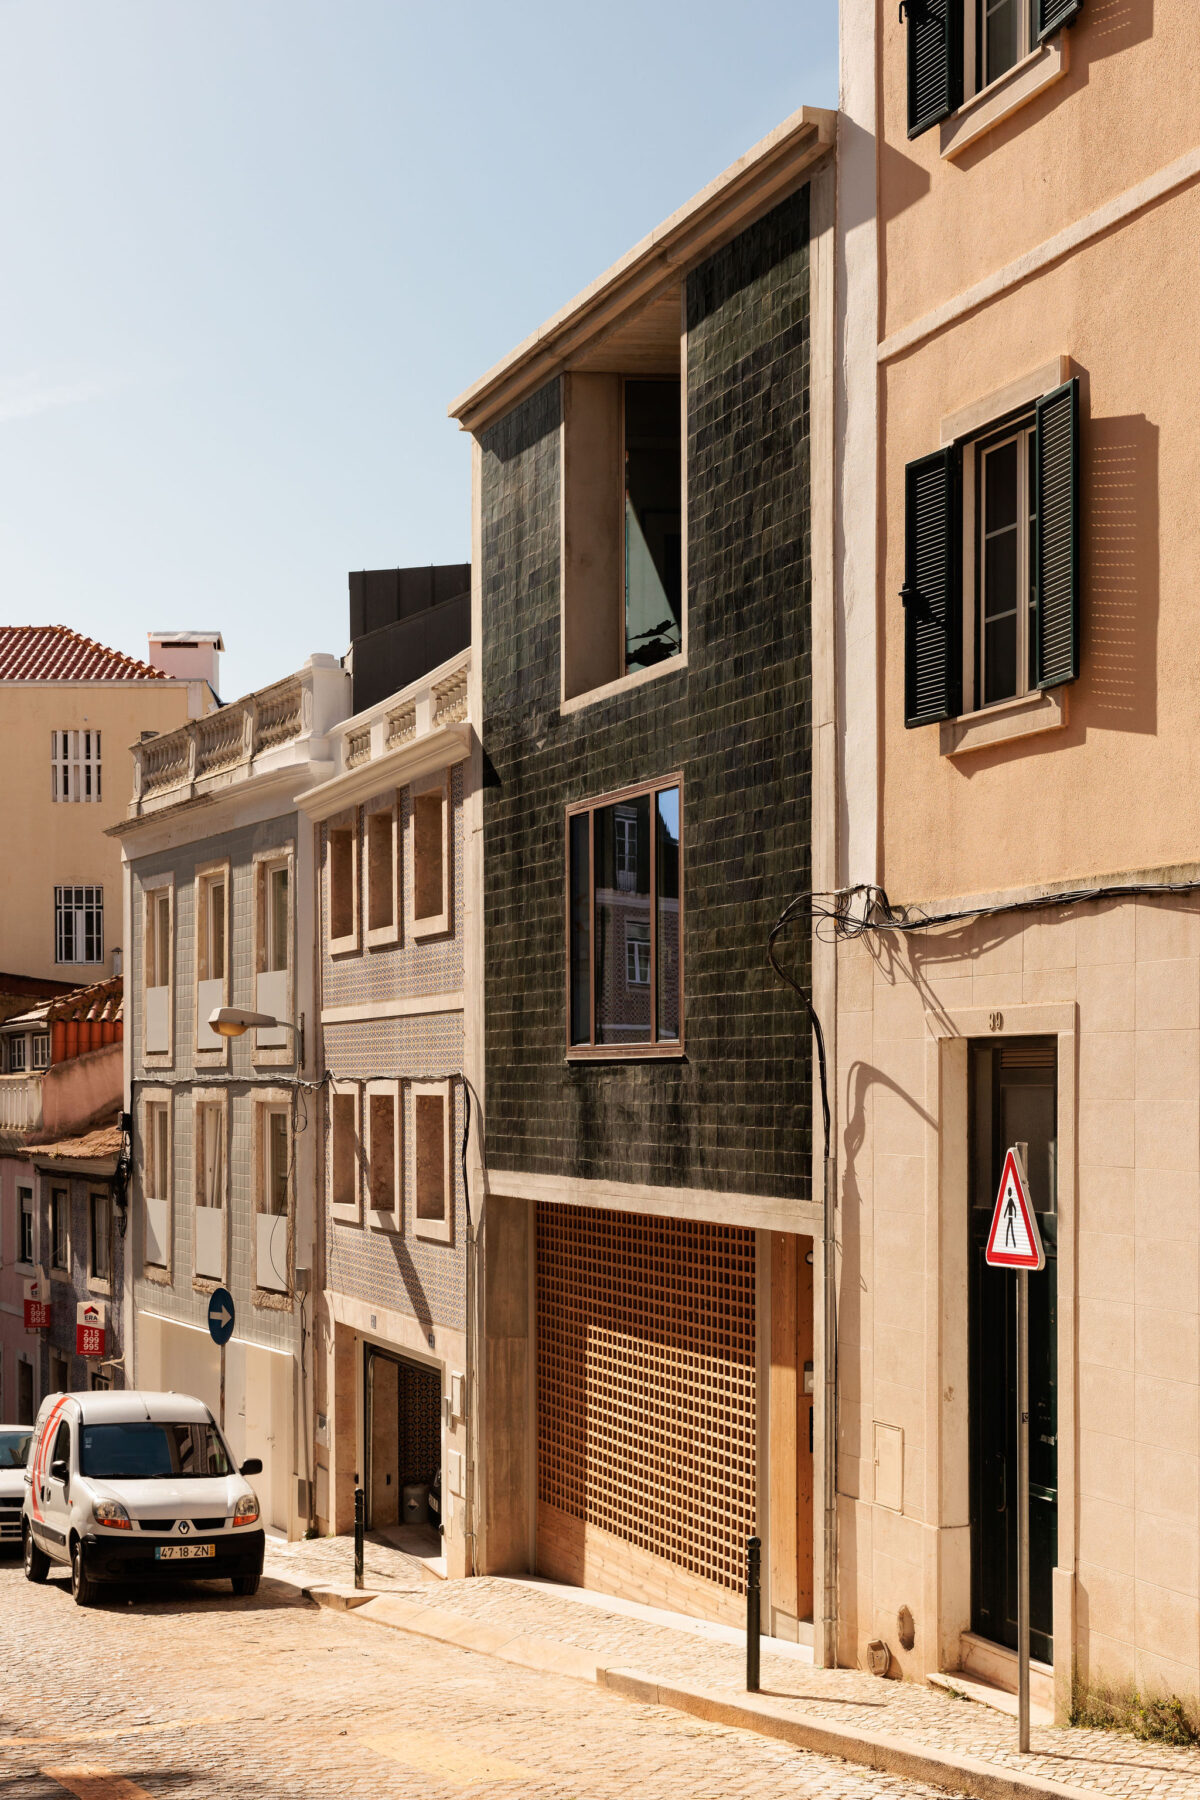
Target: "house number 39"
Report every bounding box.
[989,1012,1004,1031]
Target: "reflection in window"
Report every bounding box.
[569,781,681,1049]
[624,381,682,674]
[978,423,1036,708]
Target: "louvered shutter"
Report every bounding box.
[904,0,963,140]
[1034,378,1080,689]
[1037,0,1083,42]
[902,447,962,727]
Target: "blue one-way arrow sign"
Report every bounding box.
[208,1286,235,1347]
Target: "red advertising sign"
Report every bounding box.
[76,1300,108,1359]
[24,1274,50,1332]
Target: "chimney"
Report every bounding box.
[147,630,224,696]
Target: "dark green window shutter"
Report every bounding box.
[1034,378,1080,689]
[904,0,963,140]
[1037,0,1083,42]
[902,447,962,727]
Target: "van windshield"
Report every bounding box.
[79,1422,232,1480]
[0,1430,31,1469]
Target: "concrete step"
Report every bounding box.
[929,1669,1054,1728]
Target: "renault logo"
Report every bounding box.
[178,1520,190,1535]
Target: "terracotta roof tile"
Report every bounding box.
[20,1123,122,1163]
[0,625,168,683]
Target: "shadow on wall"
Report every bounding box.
[1079,0,1154,64]
[380,1236,435,1343]
[1084,413,1159,736]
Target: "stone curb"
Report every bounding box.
[306,1586,1111,1800]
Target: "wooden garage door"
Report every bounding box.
[536,1203,756,1623]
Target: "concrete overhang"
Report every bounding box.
[298,722,471,822]
[448,105,835,437]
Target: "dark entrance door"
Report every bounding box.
[363,1346,441,1531]
[969,1038,1058,1664]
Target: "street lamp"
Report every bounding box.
[208,1006,304,1063]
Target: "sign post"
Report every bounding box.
[207,1286,236,1431]
[985,1142,1044,1755]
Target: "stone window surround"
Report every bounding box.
[252,1086,294,1306]
[409,769,452,941]
[412,1078,453,1246]
[141,874,174,1070]
[328,1077,362,1227]
[193,857,231,1067]
[140,1084,174,1284]
[940,25,1068,160]
[326,808,360,959]
[252,843,296,1068]
[364,791,401,949]
[365,1077,402,1235]
[192,1086,229,1291]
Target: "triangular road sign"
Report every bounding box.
[985,1146,1045,1271]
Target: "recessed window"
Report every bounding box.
[413,1080,452,1243]
[255,1102,291,1294]
[142,1096,171,1269]
[328,822,358,950]
[89,1193,111,1283]
[366,803,399,942]
[366,1081,401,1231]
[51,729,101,804]
[568,779,682,1053]
[8,1036,27,1074]
[197,1101,225,1208]
[143,885,171,1055]
[56,885,104,965]
[196,870,228,1052]
[411,778,449,937]
[904,0,1083,139]
[18,1189,34,1265]
[31,1034,50,1070]
[255,855,293,1052]
[266,866,289,972]
[329,1085,360,1223]
[976,420,1037,707]
[50,1190,68,1271]
[562,370,684,702]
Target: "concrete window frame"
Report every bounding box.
[559,352,690,717]
[253,844,295,1065]
[140,1085,174,1282]
[194,858,231,1064]
[922,998,1076,1719]
[365,1077,402,1234]
[328,1078,362,1227]
[326,809,360,958]
[411,1078,453,1245]
[141,875,174,1067]
[253,1087,293,1303]
[365,793,401,949]
[192,1086,229,1288]
[409,771,451,941]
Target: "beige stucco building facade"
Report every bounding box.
[0,627,214,985]
[835,0,1200,1713]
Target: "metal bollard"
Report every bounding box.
[746,1535,761,1692]
[354,1486,365,1590]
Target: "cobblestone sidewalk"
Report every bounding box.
[266,1545,1200,1800]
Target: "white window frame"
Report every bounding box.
[327,811,361,957]
[140,1086,173,1277]
[253,846,295,1063]
[31,1033,50,1070]
[959,414,1036,716]
[193,1088,229,1284]
[966,0,1037,100]
[88,1189,112,1292]
[365,1078,402,1234]
[17,1187,35,1268]
[51,728,102,804]
[253,1090,292,1297]
[327,1079,362,1226]
[8,1035,27,1074]
[55,884,104,966]
[365,794,401,948]
[142,877,174,1064]
[194,861,231,1060]
[408,771,451,940]
[411,1078,453,1245]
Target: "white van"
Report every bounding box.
[22,1390,265,1606]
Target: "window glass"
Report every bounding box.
[32,1034,50,1069]
[197,1104,224,1208]
[90,1193,111,1280]
[51,1191,68,1269]
[269,867,289,971]
[206,879,226,981]
[79,1421,231,1480]
[9,1036,26,1073]
[570,781,682,1050]
[266,1110,289,1215]
[19,1191,34,1264]
[624,380,682,673]
[0,1429,31,1469]
[978,424,1036,709]
[52,1420,71,1465]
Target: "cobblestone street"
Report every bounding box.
[0,1554,947,1800]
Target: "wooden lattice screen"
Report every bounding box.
[536,1204,756,1596]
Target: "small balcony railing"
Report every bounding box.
[0,1075,43,1134]
[130,671,316,812]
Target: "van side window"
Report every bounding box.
[52,1420,71,1468]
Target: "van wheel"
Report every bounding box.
[70,1539,97,1608]
[23,1524,49,1584]
[231,1574,260,1596]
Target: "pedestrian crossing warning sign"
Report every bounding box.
[985,1146,1045,1271]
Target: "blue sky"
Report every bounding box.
[0,2,837,699]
